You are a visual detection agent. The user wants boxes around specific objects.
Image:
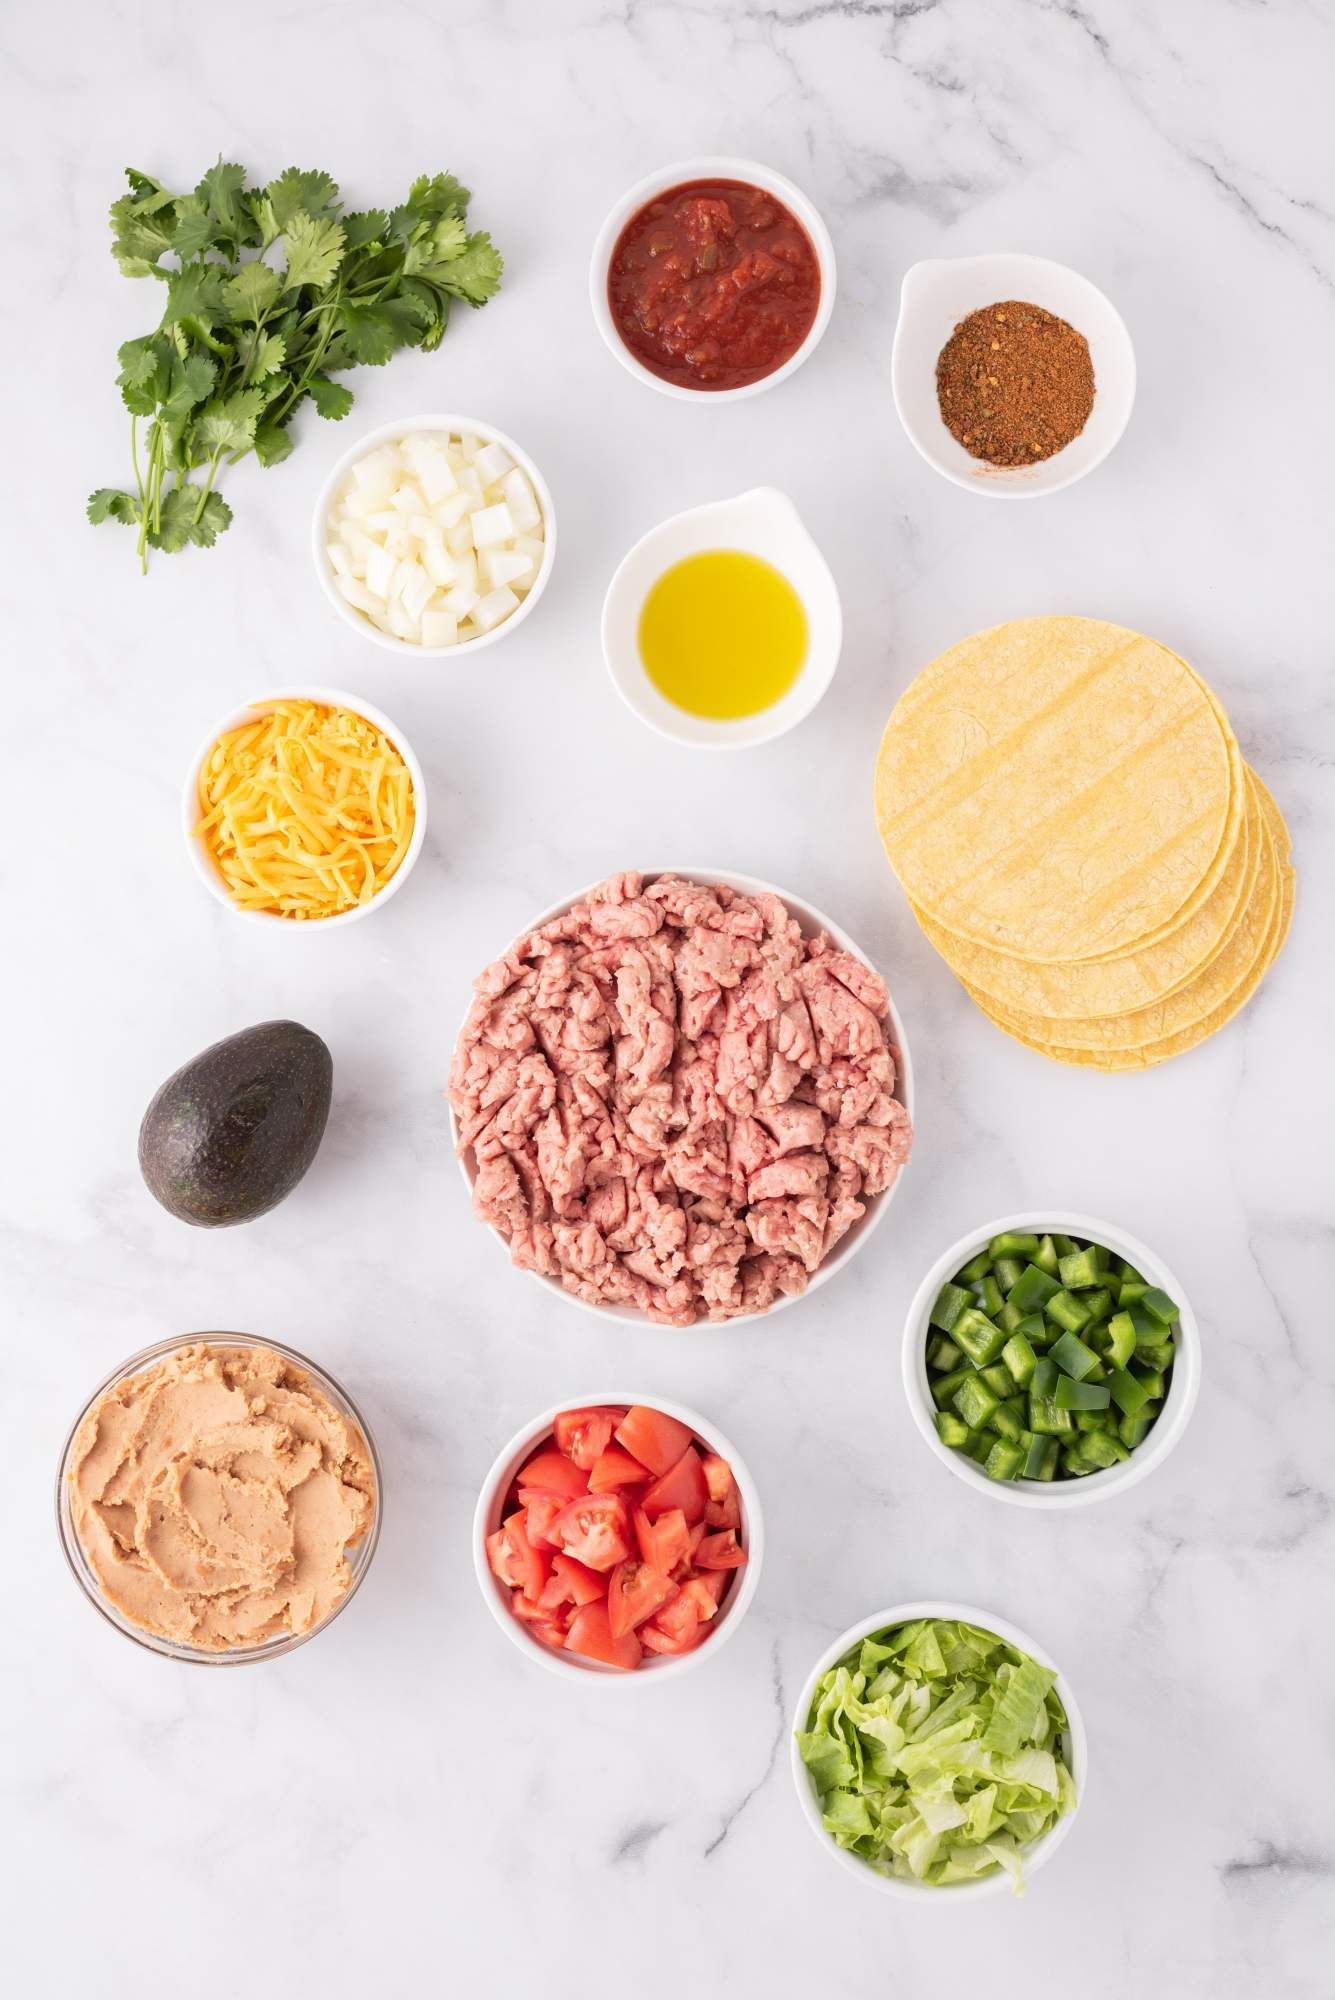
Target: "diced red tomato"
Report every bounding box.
[633,1505,691,1575]
[699,1453,735,1504]
[486,1512,551,1602]
[607,1559,678,1639]
[552,1406,622,1470]
[681,1572,727,1621]
[516,1448,589,1500]
[641,1590,703,1654]
[615,1405,696,1476]
[548,1491,632,1572]
[695,1529,747,1570]
[642,1446,709,1525]
[566,1600,642,1670]
[526,1619,568,1650]
[588,1444,651,1491]
[686,1519,707,1557]
[519,1491,564,1549]
[543,1552,607,1608]
[705,1488,741,1532]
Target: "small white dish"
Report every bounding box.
[601,487,841,750]
[891,254,1136,498]
[474,1393,764,1683]
[790,1599,1086,1900]
[902,1211,1201,1507]
[311,413,556,656]
[183,685,427,930]
[449,868,914,1329]
[589,156,836,402]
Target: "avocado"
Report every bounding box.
[138,1020,333,1227]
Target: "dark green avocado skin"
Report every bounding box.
[138,1021,333,1227]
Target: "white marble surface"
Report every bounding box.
[5,1,1334,1993]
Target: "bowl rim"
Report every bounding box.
[588,155,837,403]
[599,487,843,752]
[789,1597,1087,1900]
[890,251,1137,500]
[901,1210,1201,1508]
[182,683,428,930]
[55,1332,383,1666]
[472,1391,764,1683]
[310,411,557,655]
[447,866,915,1329]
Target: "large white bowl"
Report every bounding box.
[891,253,1136,498]
[589,156,837,402]
[473,1393,763,1683]
[790,1599,1086,1900]
[311,413,556,656]
[601,487,842,750]
[449,868,915,1328]
[902,1211,1201,1508]
[183,685,427,930]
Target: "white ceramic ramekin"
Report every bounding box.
[448,868,915,1328]
[311,413,556,656]
[474,1394,763,1682]
[601,487,841,750]
[891,253,1136,497]
[902,1211,1201,1508]
[589,157,837,402]
[183,685,427,929]
[790,1599,1086,1900]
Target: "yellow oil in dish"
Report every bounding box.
[637,550,808,721]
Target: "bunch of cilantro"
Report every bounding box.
[89,163,502,572]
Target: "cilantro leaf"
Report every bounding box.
[195,388,264,456]
[342,209,388,250]
[159,354,218,425]
[123,169,174,210]
[161,263,229,328]
[196,161,251,238]
[308,373,354,420]
[87,488,139,526]
[148,485,233,553]
[437,231,503,305]
[254,420,295,468]
[116,335,171,414]
[404,213,469,277]
[407,171,470,218]
[225,260,281,322]
[335,302,400,365]
[110,193,176,276]
[281,212,346,293]
[168,195,219,259]
[266,167,340,230]
[246,332,287,383]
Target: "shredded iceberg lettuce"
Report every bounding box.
[796,1618,1076,1893]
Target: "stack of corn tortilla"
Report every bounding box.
[873,617,1295,1070]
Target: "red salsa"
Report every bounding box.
[607,179,822,391]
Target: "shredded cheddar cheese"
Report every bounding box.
[195,700,416,920]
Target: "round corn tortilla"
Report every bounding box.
[970,780,1294,1069]
[874,617,1244,963]
[917,767,1263,1021]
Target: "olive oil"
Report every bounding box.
[637,550,808,721]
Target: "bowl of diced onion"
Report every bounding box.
[312,414,556,655]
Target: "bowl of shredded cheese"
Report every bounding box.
[184,687,427,927]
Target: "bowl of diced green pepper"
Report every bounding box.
[902,1213,1201,1506]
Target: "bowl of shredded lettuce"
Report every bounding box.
[791,1603,1084,1898]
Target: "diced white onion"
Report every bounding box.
[328,429,546,647]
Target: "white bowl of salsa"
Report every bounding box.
[589,157,837,401]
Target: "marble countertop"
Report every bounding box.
[5,2,1333,1994]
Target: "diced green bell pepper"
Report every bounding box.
[1106,1310,1137,1368]
[930,1280,971,1333]
[1058,1246,1106,1289]
[983,1438,1024,1481]
[931,1366,973,1410]
[1008,1263,1060,1313]
[981,1363,1014,1399]
[975,1273,1005,1318]
[1028,1393,1074,1436]
[1135,1337,1176,1372]
[1001,1334,1037,1388]
[957,1249,993,1283]
[991,1400,1026,1442]
[988,1231,1040,1259]
[953,1375,1000,1429]
[1108,1366,1149,1415]
[1079,1287,1113,1326]
[993,1255,1026,1295]
[1118,1405,1159,1450]
[1142,1286,1179,1325]
[952,1307,1007,1367]
[1031,1356,1058,1398]
[1118,1278,1148,1307]
[1053,1234,1080,1258]
[998,1299,1024,1333]
[1132,1368,1166,1401]
[1050,1329,1100,1380]
[1034,1234,1060,1275]
[1054,1374,1111,1411]
[935,1410,972,1448]
[1045,1289,1092,1334]
[927,1334,963,1371]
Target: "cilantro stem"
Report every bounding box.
[130,416,150,576]
[193,446,224,523]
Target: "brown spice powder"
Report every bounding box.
[936,300,1095,468]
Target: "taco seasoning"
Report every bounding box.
[936,301,1095,467]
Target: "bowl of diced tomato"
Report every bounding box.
[474,1397,763,1678]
